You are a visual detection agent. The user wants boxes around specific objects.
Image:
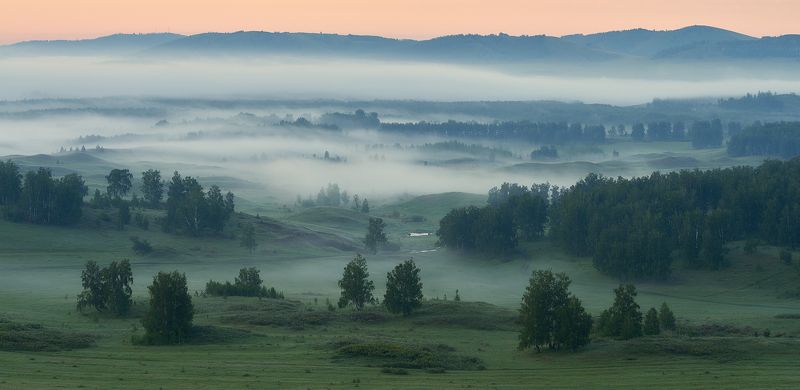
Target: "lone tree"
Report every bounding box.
[658,302,677,331]
[77,260,134,316]
[364,217,387,253]
[106,169,133,200]
[240,223,257,253]
[141,271,194,344]
[77,261,106,312]
[141,169,164,208]
[384,259,423,316]
[598,284,643,340]
[643,307,660,335]
[337,254,375,310]
[518,270,592,352]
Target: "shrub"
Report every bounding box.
[134,213,150,230]
[205,268,283,298]
[130,236,153,255]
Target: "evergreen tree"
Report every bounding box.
[141,271,194,344]
[384,259,423,316]
[337,254,375,310]
[643,307,660,335]
[361,198,370,214]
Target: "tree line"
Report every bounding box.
[437,183,553,254]
[0,161,87,225]
[439,158,800,279]
[550,159,800,278]
[380,120,607,144]
[728,121,800,159]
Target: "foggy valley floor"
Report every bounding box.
[1,96,800,388]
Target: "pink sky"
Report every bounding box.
[1,0,797,44]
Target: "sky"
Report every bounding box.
[0,0,798,44]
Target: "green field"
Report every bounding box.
[2,190,800,389]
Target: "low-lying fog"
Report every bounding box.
[2,56,800,104]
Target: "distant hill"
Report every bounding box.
[1,33,184,56]
[562,25,754,57]
[145,31,617,62]
[656,34,800,60]
[1,27,798,62]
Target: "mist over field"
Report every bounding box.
[2,55,800,104]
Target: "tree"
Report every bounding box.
[519,270,592,352]
[240,223,257,253]
[337,254,375,310]
[360,198,370,214]
[76,260,133,316]
[0,160,22,206]
[643,307,660,335]
[77,261,106,312]
[598,284,643,340]
[141,271,194,344]
[141,169,164,208]
[658,302,676,331]
[235,267,262,295]
[106,169,133,200]
[364,217,387,253]
[103,260,134,316]
[384,259,423,316]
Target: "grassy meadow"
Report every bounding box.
[1,188,800,389]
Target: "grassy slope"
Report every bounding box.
[1,193,800,388]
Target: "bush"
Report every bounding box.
[130,236,153,255]
[334,340,485,370]
[205,268,284,298]
[0,319,95,352]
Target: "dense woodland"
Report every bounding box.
[0,162,235,235]
[381,120,607,144]
[728,121,800,158]
[439,158,800,279]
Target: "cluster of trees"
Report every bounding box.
[318,109,380,129]
[518,274,678,353]
[550,159,800,278]
[140,271,194,345]
[337,254,423,316]
[596,284,676,339]
[77,260,134,316]
[381,120,606,144]
[728,122,800,158]
[417,140,513,159]
[0,161,87,225]
[295,183,370,213]
[718,92,795,111]
[518,270,592,352]
[437,183,550,254]
[530,145,558,160]
[205,267,283,298]
[163,172,235,235]
[628,120,729,149]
